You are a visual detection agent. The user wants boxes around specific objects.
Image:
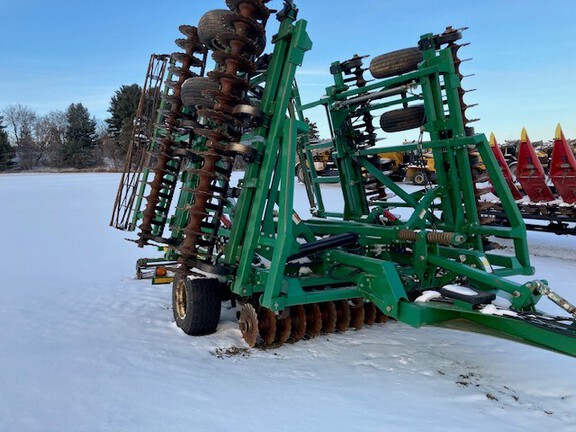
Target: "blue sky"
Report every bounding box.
[1,0,575,141]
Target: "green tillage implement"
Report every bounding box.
[114,2,576,357]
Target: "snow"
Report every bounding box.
[480,304,519,317]
[415,290,442,303]
[442,284,479,297]
[1,173,575,432]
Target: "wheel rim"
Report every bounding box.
[175,279,187,319]
[415,172,426,185]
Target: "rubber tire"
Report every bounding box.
[413,171,427,186]
[173,276,221,336]
[180,77,219,109]
[380,104,426,133]
[369,47,423,79]
[198,9,235,51]
[197,9,266,54]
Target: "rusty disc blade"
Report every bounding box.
[276,314,292,344]
[257,307,277,346]
[168,65,192,79]
[349,299,365,330]
[305,303,322,338]
[212,51,256,73]
[334,300,351,332]
[375,307,389,324]
[239,303,259,347]
[364,302,377,326]
[225,0,271,21]
[319,301,337,334]
[289,304,306,343]
[197,108,240,127]
[215,31,260,56]
[179,24,199,38]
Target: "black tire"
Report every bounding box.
[197,9,266,54]
[369,47,423,79]
[413,171,427,186]
[380,104,426,133]
[198,9,235,51]
[180,77,219,109]
[172,276,221,335]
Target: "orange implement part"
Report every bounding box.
[489,133,523,200]
[516,129,555,202]
[549,125,576,204]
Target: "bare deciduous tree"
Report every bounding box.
[36,111,67,167]
[3,104,41,169]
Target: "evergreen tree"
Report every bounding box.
[305,117,320,142]
[105,84,142,160]
[0,116,14,171]
[62,103,97,168]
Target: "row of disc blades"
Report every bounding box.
[177,1,270,273]
[239,300,389,347]
[138,25,207,248]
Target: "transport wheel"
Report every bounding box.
[412,171,428,186]
[181,77,220,109]
[172,276,221,335]
[197,9,236,51]
[380,105,426,133]
[197,9,266,54]
[369,47,422,79]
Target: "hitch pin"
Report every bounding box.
[531,281,576,317]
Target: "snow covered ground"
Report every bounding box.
[0,173,575,432]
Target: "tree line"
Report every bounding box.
[0,83,141,172]
[0,83,321,172]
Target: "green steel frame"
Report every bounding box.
[128,8,576,356]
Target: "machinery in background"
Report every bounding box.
[480,128,576,235]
